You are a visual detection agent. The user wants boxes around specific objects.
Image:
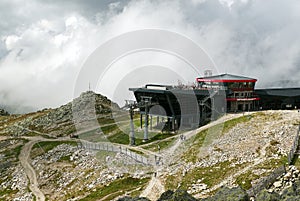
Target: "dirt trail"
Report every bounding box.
[140,175,165,201]
[17,124,76,201]
[19,139,45,201]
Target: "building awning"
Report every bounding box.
[226,97,260,101]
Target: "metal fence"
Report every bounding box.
[77,141,150,165]
[288,125,300,164]
[247,165,286,197]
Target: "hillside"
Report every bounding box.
[0,91,120,138]
[1,94,300,201]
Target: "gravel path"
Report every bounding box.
[19,139,46,201]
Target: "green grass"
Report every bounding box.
[142,138,176,152]
[78,129,108,142]
[221,115,253,135]
[256,156,288,169]
[0,188,18,196]
[236,156,288,190]
[1,140,26,160]
[180,129,208,163]
[79,177,150,201]
[293,155,300,168]
[235,170,261,190]
[98,118,115,126]
[57,155,71,162]
[181,115,253,163]
[101,124,119,134]
[128,148,145,155]
[107,131,130,144]
[165,160,238,191]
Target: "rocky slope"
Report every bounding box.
[1,100,300,201]
[1,91,120,137]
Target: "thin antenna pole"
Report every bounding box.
[89,82,91,91]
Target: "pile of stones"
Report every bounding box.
[267,165,300,193]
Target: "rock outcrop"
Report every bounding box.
[3,91,120,137]
[0,108,9,116]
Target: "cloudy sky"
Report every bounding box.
[0,0,300,112]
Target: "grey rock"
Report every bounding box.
[202,186,248,201]
[256,189,280,201]
[117,196,150,201]
[0,108,9,116]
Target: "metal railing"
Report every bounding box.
[288,125,300,165]
[77,141,150,165]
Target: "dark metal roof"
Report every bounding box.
[255,88,300,97]
[129,87,212,96]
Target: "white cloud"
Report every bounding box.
[0,0,300,112]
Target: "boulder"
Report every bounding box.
[117,196,150,201]
[0,108,9,116]
[157,189,198,201]
[202,186,248,201]
[256,189,280,201]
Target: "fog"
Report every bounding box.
[0,0,299,112]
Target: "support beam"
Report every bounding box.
[144,105,149,141]
[150,115,153,130]
[172,117,175,131]
[129,107,135,146]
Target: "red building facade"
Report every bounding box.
[197,73,260,112]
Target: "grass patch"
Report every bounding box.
[181,115,253,163]
[1,139,27,160]
[78,129,107,142]
[235,170,261,190]
[128,148,145,155]
[107,130,130,144]
[236,157,287,190]
[180,129,208,163]
[293,155,300,168]
[165,160,237,191]
[221,115,253,134]
[1,145,23,161]
[142,138,176,152]
[79,177,150,201]
[101,124,119,134]
[0,188,18,196]
[57,155,71,162]
[98,118,115,126]
[256,157,287,169]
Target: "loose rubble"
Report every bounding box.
[267,165,300,193]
